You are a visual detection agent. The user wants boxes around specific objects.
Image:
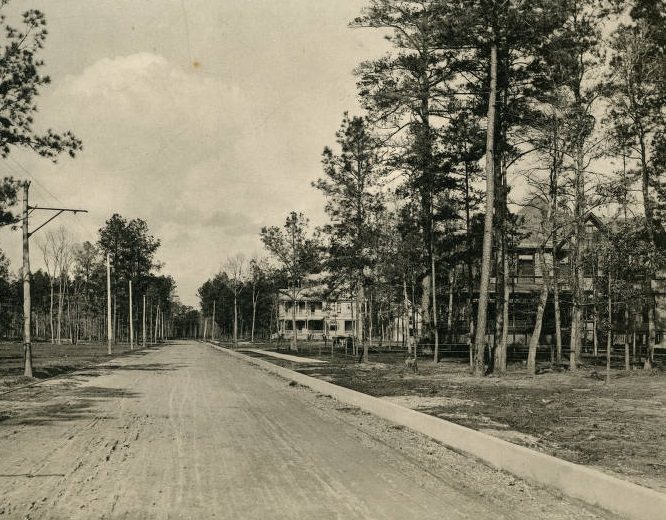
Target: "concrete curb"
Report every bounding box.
[207,342,666,520]
[238,348,328,364]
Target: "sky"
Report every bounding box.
[0,0,388,307]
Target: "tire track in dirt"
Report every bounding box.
[0,342,622,519]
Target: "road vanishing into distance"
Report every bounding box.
[0,341,618,519]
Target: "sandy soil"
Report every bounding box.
[0,341,620,519]
[0,341,148,386]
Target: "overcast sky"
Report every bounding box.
[0,0,387,306]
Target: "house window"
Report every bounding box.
[345,320,353,332]
[585,222,596,249]
[310,302,317,314]
[583,256,596,277]
[517,254,535,279]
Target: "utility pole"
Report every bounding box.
[142,294,146,348]
[21,181,87,377]
[212,300,216,341]
[155,304,160,343]
[129,279,134,350]
[22,182,33,378]
[106,253,112,354]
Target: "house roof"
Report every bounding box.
[278,287,326,301]
[515,197,606,251]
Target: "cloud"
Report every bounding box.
[1,45,338,305]
[0,54,266,302]
[52,52,248,169]
[0,0,397,309]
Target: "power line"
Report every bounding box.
[6,157,98,243]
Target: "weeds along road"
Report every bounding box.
[0,341,618,520]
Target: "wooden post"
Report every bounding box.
[142,294,146,348]
[113,295,117,345]
[212,300,216,341]
[155,304,160,344]
[149,301,153,344]
[22,182,33,377]
[106,254,112,354]
[129,279,134,350]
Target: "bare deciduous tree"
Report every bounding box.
[224,254,246,347]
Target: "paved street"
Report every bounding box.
[0,342,615,519]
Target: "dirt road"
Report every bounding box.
[0,341,618,519]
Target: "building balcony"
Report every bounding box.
[279,309,326,319]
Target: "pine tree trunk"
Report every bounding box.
[447,269,454,335]
[606,267,612,385]
[473,39,497,376]
[501,260,509,369]
[359,283,368,363]
[154,304,160,344]
[593,263,598,357]
[550,107,563,365]
[431,255,439,363]
[49,280,54,344]
[570,141,585,371]
[421,274,431,339]
[233,294,238,347]
[639,130,656,369]
[113,295,117,345]
[251,292,257,344]
[527,250,549,375]
[624,306,630,371]
[553,248,562,364]
[645,299,655,369]
[493,141,508,374]
[56,278,62,345]
[291,288,297,352]
[403,278,410,352]
[129,280,134,350]
[493,244,504,374]
[464,155,475,370]
[369,292,374,347]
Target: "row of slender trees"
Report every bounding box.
[201,0,666,377]
[197,255,281,345]
[0,216,180,346]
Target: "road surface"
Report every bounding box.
[0,341,617,519]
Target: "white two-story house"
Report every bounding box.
[277,289,356,340]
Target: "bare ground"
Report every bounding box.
[245,345,666,494]
[0,341,620,519]
[0,340,151,389]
